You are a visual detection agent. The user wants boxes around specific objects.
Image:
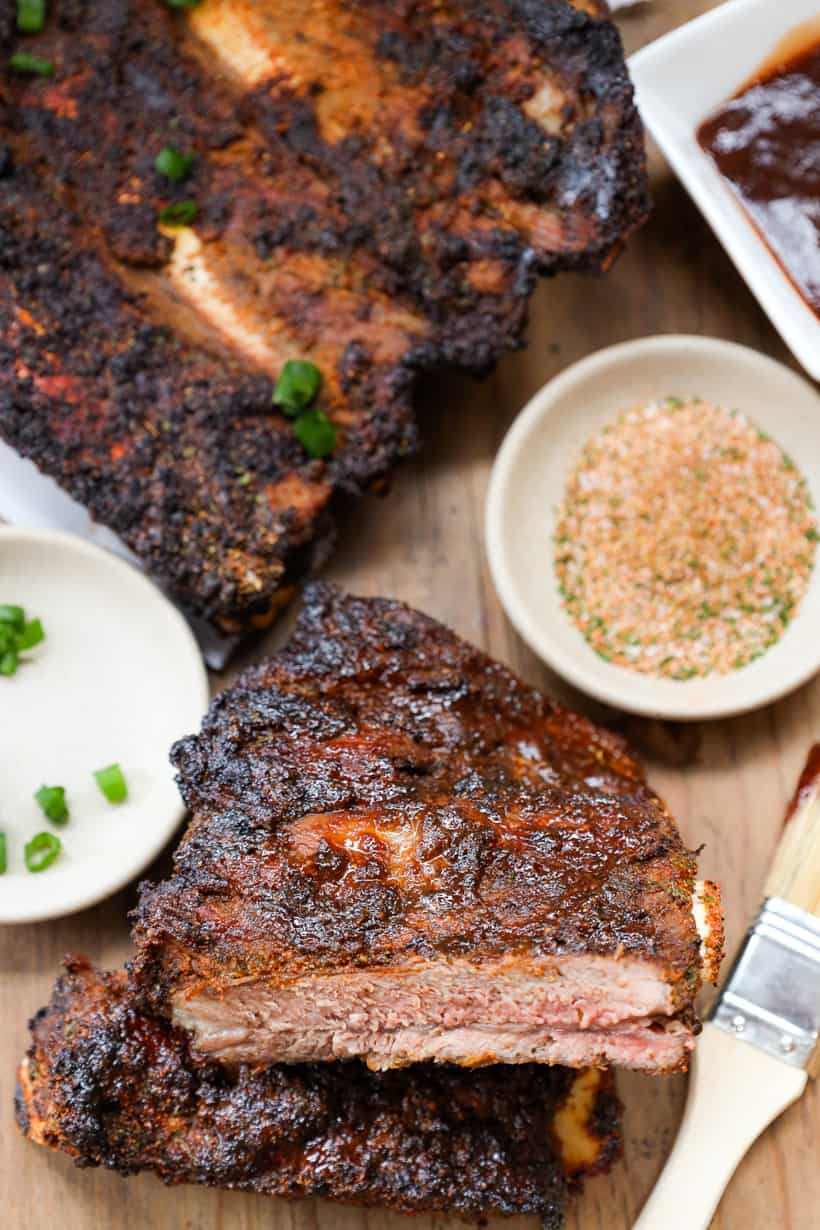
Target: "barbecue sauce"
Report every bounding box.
[697,33,820,317]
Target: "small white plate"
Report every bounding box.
[629,0,820,381]
[485,335,820,721]
[0,528,209,922]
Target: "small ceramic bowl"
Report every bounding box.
[485,335,820,721]
[0,528,209,923]
[629,0,820,380]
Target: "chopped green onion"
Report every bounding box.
[94,762,128,804]
[35,784,68,825]
[0,833,6,875]
[9,51,54,75]
[165,0,203,7]
[158,199,197,227]
[0,605,25,628]
[273,359,323,415]
[0,609,45,675]
[294,408,337,459]
[0,649,18,675]
[25,831,61,873]
[154,145,193,183]
[16,0,46,34]
[16,617,44,650]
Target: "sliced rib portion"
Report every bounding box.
[0,165,414,631]
[17,958,621,1222]
[132,585,723,1072]
[0,0,648,633]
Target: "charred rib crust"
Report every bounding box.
[19,958,621,1219]
[131,585,702,1042]
[0,0,648,631]
[0,165,417,627]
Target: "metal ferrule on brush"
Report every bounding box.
[710,897,820,1072]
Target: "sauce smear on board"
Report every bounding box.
[697,37,820,317]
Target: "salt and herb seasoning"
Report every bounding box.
[554,398,817,679]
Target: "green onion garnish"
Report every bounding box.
[294,408,337,459]
[154,145,193,183]
[0,649,18,676]
[9,51,54,75]
[94,763,128,804]
[0,833,6,875]
[165,0,203,7]
[158,199,197,227]
[16,617,44,650]
[25,831,61,872]
[35,784,68,825]
[0,606,46,675]
[16,0,46,34]
[273,359,323,415]
[0,605,25,628]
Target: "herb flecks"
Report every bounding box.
[16,0,46,34]
[0,605,45,676]
[94,763,128,804]
[272,359,336,459]
[154,145,194,183]
[9,50,53,75]
[293,408,335,458]
[25,831,61,873]
[273,359,323,414]
[158,199,197,227]
[34,784,69,826]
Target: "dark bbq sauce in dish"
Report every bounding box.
[697,38,820,317]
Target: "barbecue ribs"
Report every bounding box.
[17,958,622,1225]
[0,0,649,634]
[132,585,722,1072]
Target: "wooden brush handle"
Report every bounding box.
[764,744,820,914]
[637,747,820,1230]
[632,1027,806,1230]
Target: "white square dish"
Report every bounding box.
[629,0,820,380]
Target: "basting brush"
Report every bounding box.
[634,744,820,1230]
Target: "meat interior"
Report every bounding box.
[132,585,723,1073]
[18,958,622,1223]
[172,951,697,1071]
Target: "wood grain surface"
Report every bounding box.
[3,3,819,1228]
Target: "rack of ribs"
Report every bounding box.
[131,585,723,1072]
[0,0,649,636]
[17,958,622,1224]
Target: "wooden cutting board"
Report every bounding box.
[3,4,819,1228]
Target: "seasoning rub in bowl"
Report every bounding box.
[554,399,817,680]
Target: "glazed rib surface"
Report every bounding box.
[17,958,621,1223]
[132,585,720,1072]
[0,0,648,631]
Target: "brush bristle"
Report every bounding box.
[765,745,820,915]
